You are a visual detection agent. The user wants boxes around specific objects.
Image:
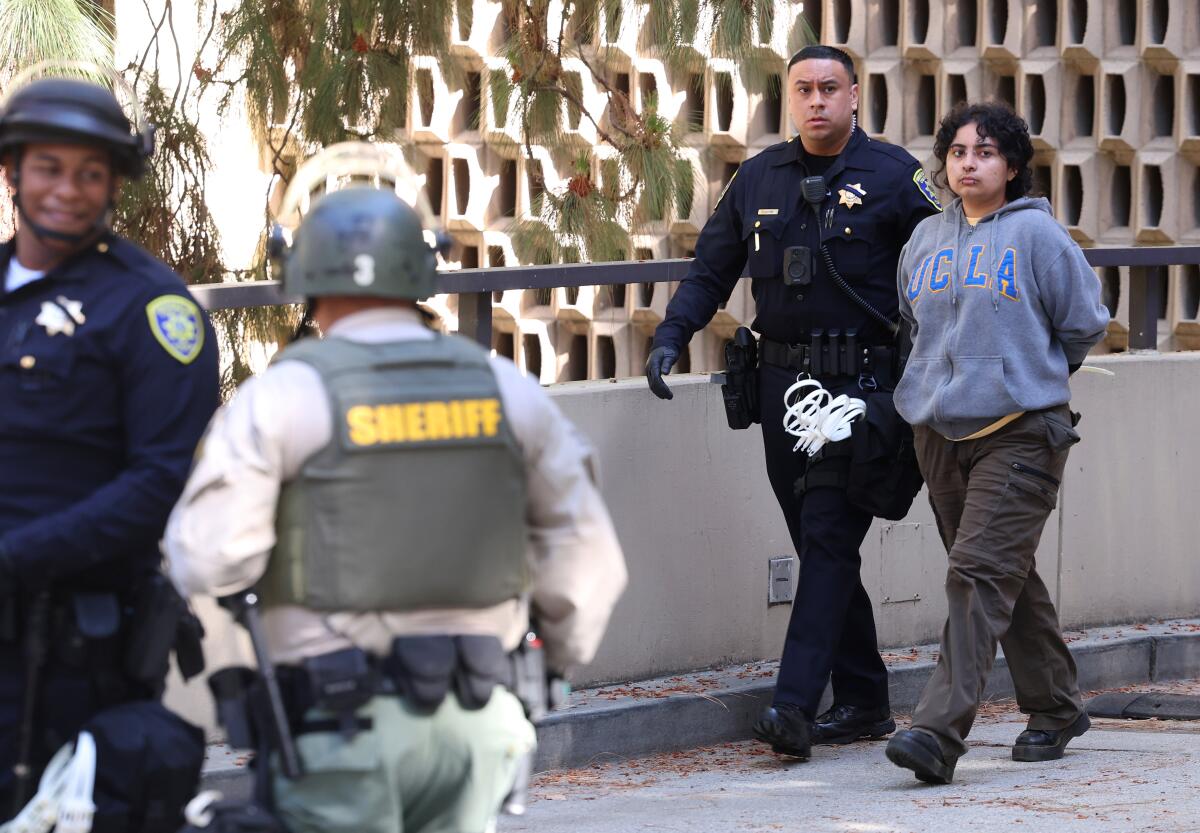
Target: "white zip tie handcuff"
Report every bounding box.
[782,377,867,456]
[1,732,96,833]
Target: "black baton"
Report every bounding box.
[220,591,303,779]
[12,590,51,815]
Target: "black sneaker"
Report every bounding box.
[1012,712,1091,762]
[752,704,812,760]
[885,729,956,784]
[813,704,896,745]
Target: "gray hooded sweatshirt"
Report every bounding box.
[893,196,1110,440]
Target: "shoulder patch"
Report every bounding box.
[913,168,943,211]
[146,295,205,365]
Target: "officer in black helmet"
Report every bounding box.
[165,145,626,833]
[0,67,217,827]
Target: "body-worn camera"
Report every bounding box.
[782,245,812,286]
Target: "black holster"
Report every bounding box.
[722,326,760,429]
[123,574,206,695]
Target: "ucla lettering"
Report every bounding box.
[929,249,954,293]
[346,398,503,446]
[963,244,988,287]
[906,254,933,303]
[905,247,1022,303]
[997,248,1019,300]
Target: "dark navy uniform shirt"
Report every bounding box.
[0,233,218,590]
[653,128,942,350]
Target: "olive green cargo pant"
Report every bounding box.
[272,690,535,833]
[910,408,1085,759]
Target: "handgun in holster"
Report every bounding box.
[503,625,569,816]
[123,574,206,695]
[721,326,761,430]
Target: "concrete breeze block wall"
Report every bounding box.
[406,0,1200,375]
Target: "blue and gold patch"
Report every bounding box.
[913,168,943,211]
[146,295,204,364]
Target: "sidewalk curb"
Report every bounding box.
[533,623,1200,772]
[199,621,1200,790]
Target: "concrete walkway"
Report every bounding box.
[501,679,1200,833]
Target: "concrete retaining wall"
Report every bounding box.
[166,351,1200,732]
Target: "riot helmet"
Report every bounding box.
[286,187,438,301]
[0,62,154,179]
[0,61,155,244]
[272,142,447,302]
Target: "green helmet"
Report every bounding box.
[283,186,438,301]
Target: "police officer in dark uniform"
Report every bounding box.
[0,72,218,823]
[646,46,941,760]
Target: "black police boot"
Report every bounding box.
[752,703,812,760]
[885,729,956,785]
[1012,712,1090,762]
[813,704,896,745]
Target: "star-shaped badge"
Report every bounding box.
[37,302,73,336]
[34,296,86,337]
[838,188,862,209]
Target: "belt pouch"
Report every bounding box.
[303,648,376,714]
[453,635,507,711]
[387,635,456,713]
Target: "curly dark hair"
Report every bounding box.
[932,101,1034,202]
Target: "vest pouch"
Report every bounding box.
[454,635,507,711]
[386,635,456,713]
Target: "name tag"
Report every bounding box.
[757,208,779,215]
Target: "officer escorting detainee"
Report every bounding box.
[164,153,627,833]
[0,70,217,829]
[885,101,1110,785]
[646,45,940,760]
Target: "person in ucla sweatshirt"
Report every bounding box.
[883,101,1111,785]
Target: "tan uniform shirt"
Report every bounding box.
[164,307,627,671]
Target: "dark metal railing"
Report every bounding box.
[192,246,1200,352]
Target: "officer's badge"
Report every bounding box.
[146,295,204,364]
[913,168,943,211]
[35,296,86,336]
[838,188,862,209]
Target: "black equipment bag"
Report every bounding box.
[844,390,924,521]
[83,701,205,833]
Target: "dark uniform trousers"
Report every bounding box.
[759,362,889,717]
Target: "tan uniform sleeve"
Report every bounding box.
[163,361,331,598]
[490,358,628,670]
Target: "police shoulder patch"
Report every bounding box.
[913,168,943,211]
[145,295,205,365]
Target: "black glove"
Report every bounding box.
[1068,362,1082,375]
[645,346,679,400]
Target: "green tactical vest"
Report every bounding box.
[261,333,530,612]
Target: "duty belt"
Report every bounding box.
[761,338,892,374]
